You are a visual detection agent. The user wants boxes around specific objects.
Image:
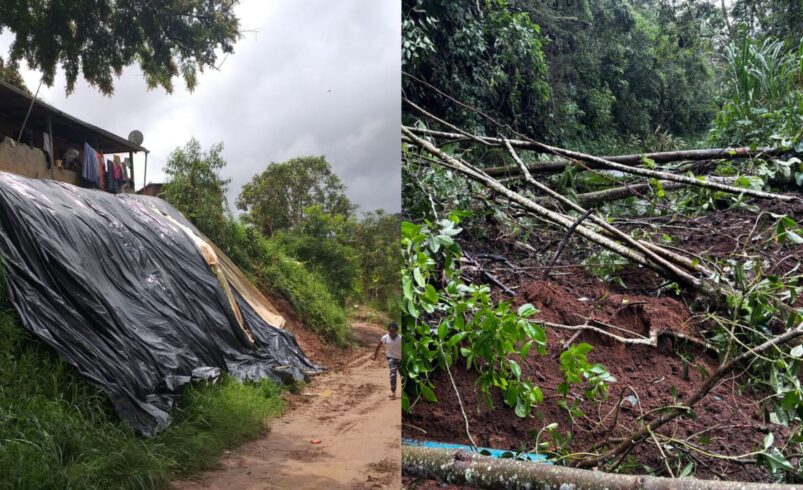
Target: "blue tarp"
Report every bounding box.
[403,438,551,463]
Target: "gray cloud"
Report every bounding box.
[4,0,401,214]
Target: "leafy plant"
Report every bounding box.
[710,35,803,146]
[401,213,547,417]
[556,342,615,419]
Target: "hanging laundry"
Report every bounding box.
[114,155,126,190]
[42,133,52,168]
[96,151,106,191]
[106,160,117,193]
[81,143,100,186]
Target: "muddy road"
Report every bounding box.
[174,321,401,489]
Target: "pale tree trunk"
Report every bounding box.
[403,446,799,490]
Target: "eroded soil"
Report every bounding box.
[403,198,803,484]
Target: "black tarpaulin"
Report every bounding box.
[0,172,321,436]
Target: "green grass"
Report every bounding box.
[0,290,286,489]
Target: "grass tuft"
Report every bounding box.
[0,281,286,489]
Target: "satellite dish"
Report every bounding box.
[128,130,144,146]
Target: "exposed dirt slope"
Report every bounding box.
[403,198,802,483]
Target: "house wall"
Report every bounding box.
[0,136,82,185]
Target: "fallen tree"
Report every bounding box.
[403,446,802,489]
[405,126,789,176]
[403,126,721,296]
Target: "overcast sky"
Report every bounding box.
[2,0,401,214]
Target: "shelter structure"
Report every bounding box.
[0,80,146,191]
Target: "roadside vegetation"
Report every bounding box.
[160,139,400,345]
[0,269,286,490]
[402,0,803,484]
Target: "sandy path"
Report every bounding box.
[173,322,401,489]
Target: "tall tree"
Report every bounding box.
[0,0,240,94]
[161,138,231,245]
[236,156,355,237]
[274,205,359,304]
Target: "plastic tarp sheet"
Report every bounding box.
[0,172,321,436]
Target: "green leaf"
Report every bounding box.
[514,399,528,418]
[437,321,448,340]
[509,360,522,379]
[419,383,437,402]
[447,332,467,346]
[517,303,538,317]
[413,267,425,287]
[423,284,438,304]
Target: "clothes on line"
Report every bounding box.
[81,143,130,192]
[42,133,52,168]
[81,143,99,184]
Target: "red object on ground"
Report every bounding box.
[310,439,322,445]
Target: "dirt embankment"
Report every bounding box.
[174,312,401,489]
[403,199,803,483]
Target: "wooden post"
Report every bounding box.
[47,116,54,177]
[129,151,134,190]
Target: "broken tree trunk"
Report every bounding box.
[405,127,786,175]
[501,139,714,287]
[403,446,798,489]
[569,180,688,207]
[403,127,711,292]
[404,125,797,201]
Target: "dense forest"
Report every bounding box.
[401,0,803,485]
[403,0,801,150]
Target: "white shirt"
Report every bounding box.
[381,333,402,359]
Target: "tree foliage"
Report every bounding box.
[351,210,401,313]
[0,56,28,93]
[236,156,355,237]
[0,0,240,94]
[403,0,719,147]
[273,206,359,305]
[161,138,233,247]
[403,0,551,139]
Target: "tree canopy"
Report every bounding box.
[0,0,240,94]
[404,0,722,148]
[161,138,232,247]
[236,156,355,237]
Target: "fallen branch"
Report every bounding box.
[405,125,797,201]
[462,252,516,296]
[573,321,803,469]
[543,209,593,280]
[403,446,798,489]
[403,128,666,276]
[405,127,787,174]
[501,139,712,291]
[542,321,719,353]
[569,180,688,207]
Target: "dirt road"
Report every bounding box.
[173,321,401,489]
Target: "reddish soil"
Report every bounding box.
[403,198,803,484]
